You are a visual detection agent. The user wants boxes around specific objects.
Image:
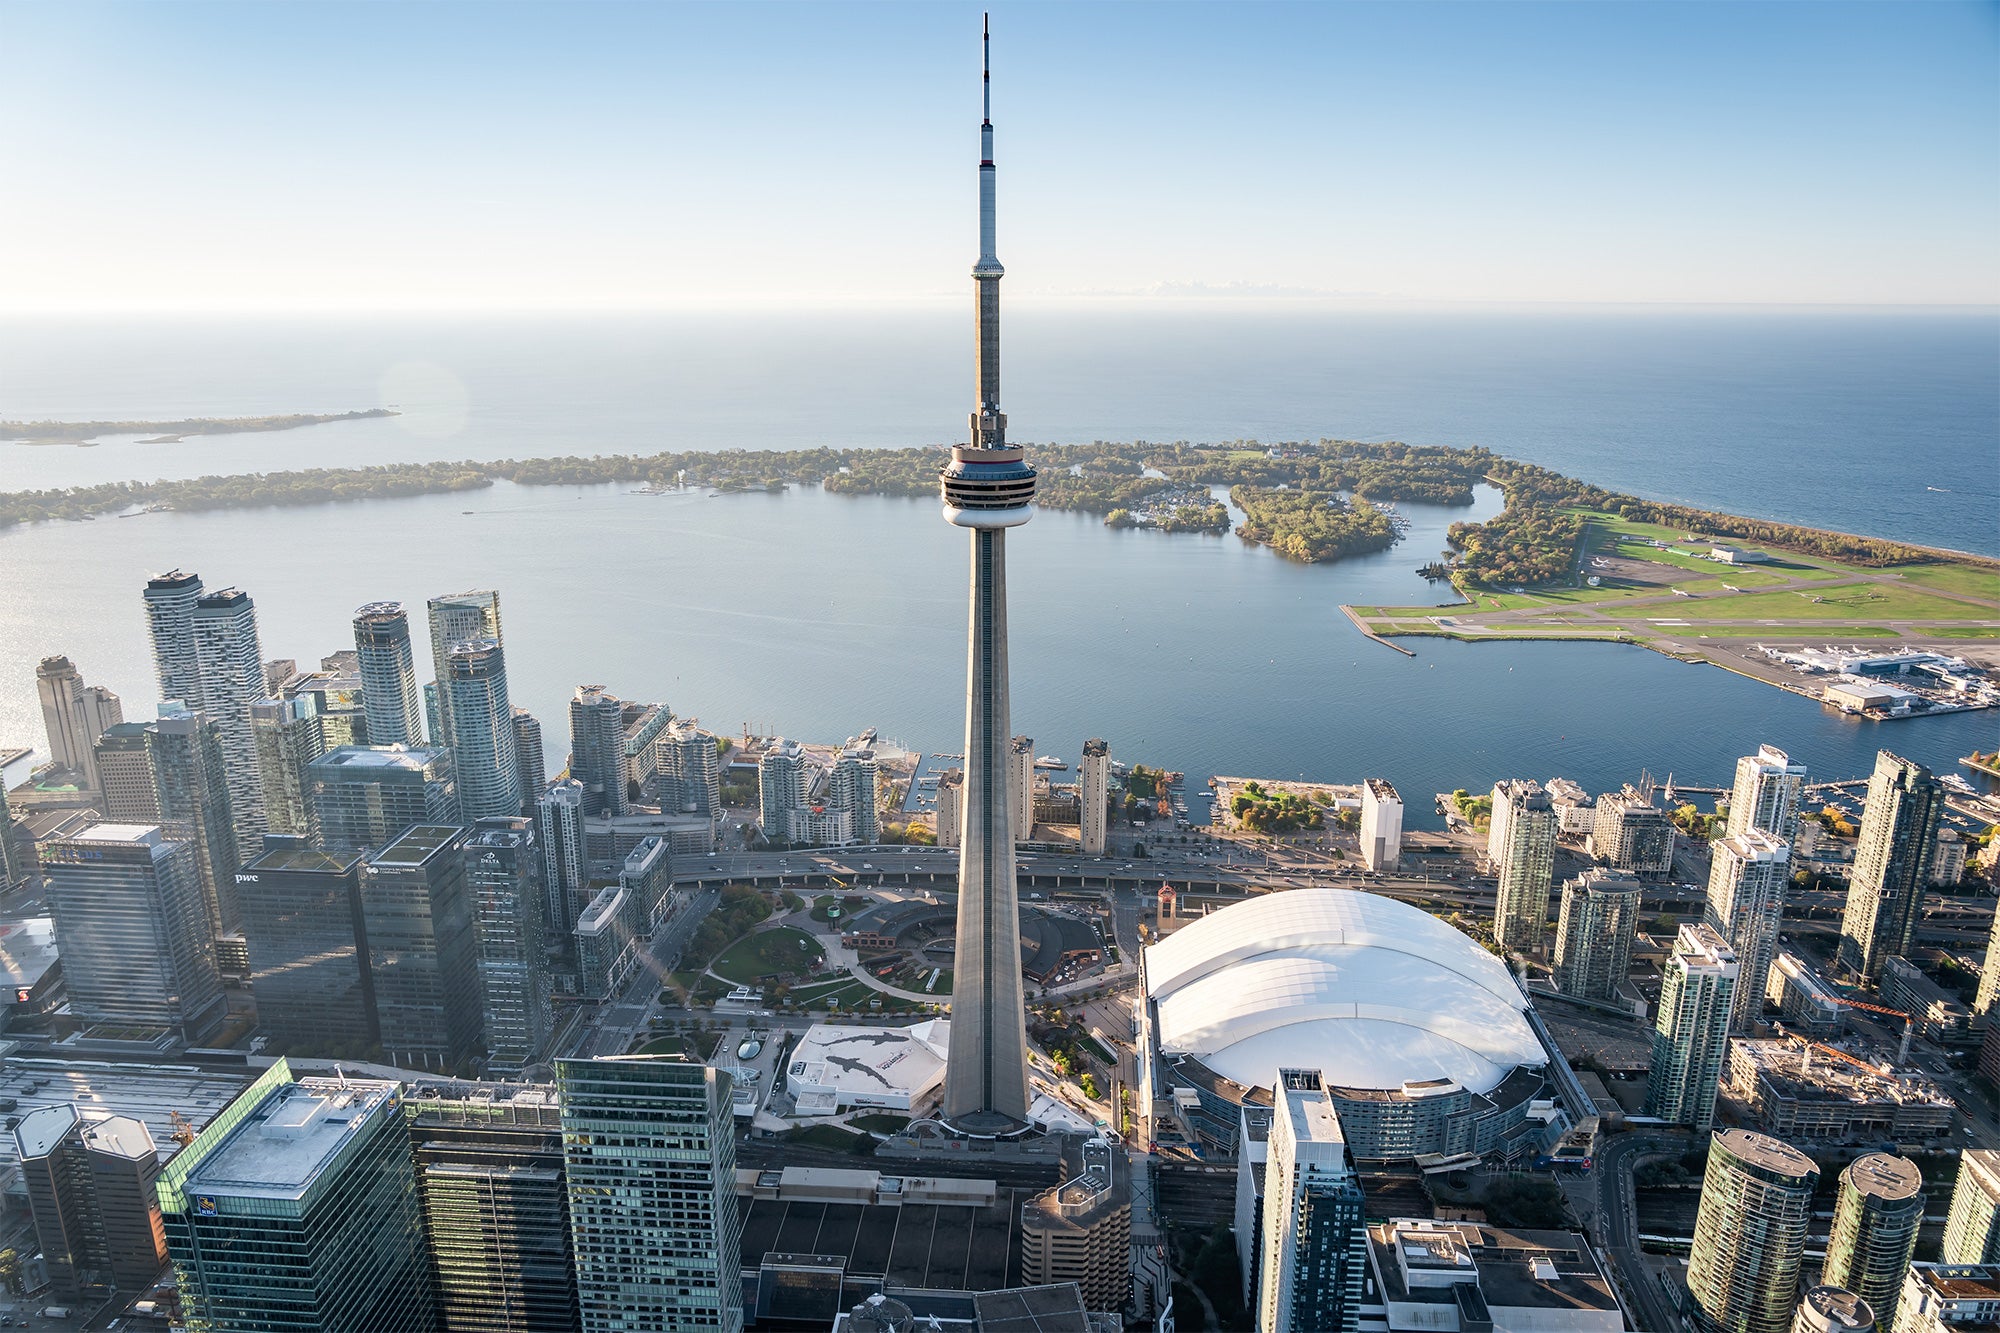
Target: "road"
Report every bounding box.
[1593,1131,1691,1333]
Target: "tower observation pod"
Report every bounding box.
[938,14,1035,1135]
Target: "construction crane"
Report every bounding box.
[168,1110,196,1148]
[1832,995,1916,1064]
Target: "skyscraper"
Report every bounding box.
[363,824,483,1072]
[1590,784,1675,876]
[466,816,550,1075]
[250,695,325,838]
[1551,867,1642,1004]
[1941,1150,2000,1265]
[568,685,628,817]
[1686,1129,1819,1333]
[36,655,122,788]
[191,587,269,845]
[143,569,205,705]
[1079,739,1109,857]
[1821,1153,1924,1330]
[158,1061,435,1332]
[512,706,546,810]
[829,746,879,844]
[557,1057,741,1332]
[1727,743,1807,843]
[660,719,720,827]
[1839,751,1945,983]
[149,706,243,934]
[757,738,807,845]
[40,823,225,1041]
[1490,779,1556,951]
[94,721,161,821]
[443,637,521,820]
[1358,778,1403,872]
[236,835,377,1055]
[353,601,425,746]
[308,744,459,854]
[536,778,588,933]
[935,767,964,848]
[1009,735,1036,839]
[1705,829,1792,1033]
[13,1105,167,1301]
[428,589,503,749]
[938,17,1037,1131]
[403,1080,577,1332]
[1256,1068,1367,1333]
[1644,922,1738,1132]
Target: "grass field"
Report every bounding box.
[1681,582,1985,621]
[1679,624,1902,639]
[712,926,824,984]
[1896,562,2000,601]
[1926,626,2000,640]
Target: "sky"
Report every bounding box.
[0,0,1993,312]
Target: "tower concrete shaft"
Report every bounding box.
[940,14,1034,1131]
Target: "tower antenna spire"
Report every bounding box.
[983,12,991,124]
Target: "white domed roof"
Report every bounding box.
[1144,889,1544,1095]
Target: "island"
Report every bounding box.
[0,436,1993,699]
[0,409,397,446]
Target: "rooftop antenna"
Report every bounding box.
[983,12,992,125]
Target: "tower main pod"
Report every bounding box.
[938,15,1035,1133]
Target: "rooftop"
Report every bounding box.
[79,1113,158,1162]
[0,916,61,989]
[371,824,464,866]
[788,1020,949,1101]
[1716,1127,1818,1177]
[1369,1218,1620,1321]
[244,841,361,875]
[182,1076,400,1203]
[0,1058,251,1171]
[1846,1152,1924,1201]
[312,745,445,772]
[62,823,162,846]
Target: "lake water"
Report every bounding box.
[0,472,1991,829]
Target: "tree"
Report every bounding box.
[0,1248,19,1295]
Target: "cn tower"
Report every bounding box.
[939,14,1035,1133]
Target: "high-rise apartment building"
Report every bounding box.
[363,824,483,1072]
[191,587,269,846]
[403,1080,577,1332]
[1490,780,1556,951]
[159,1062,435,1332]
[621,834,673,931]
[427,589,503,749]
[94,721,161,821]
[512,707,546,809]
[466,816,550,1075]
[149,707,243,934]
[1840,752,1945,983]
[536,778,588,933]
[1975,914,2000,1019]
[1358,779,1403,872]
[1941,1150,2000,1265]
[1009,734,1036,840]
[308,744,459,854]
[236,834,376,1054]
[568,685,628,818]
[829,747,880,844]
[41,823,225,1041]
[443,637,520,820]
[36,655,122,788]
[1644,922,1738,1132]
[1256,1068,1367,1333]
[557,1057,742,1332]
[1686,1129,1819,1333]
[1706,829,1793,1032]
[353,601,426,746]
[285,661,367,749]
[143,569,205,705]
[1079,739,1109,857]
[936,768,964,848]
[1551,867,1642,1004]
[1728,744,1808,843]
[250,695,324,838]
[1019,1134,1131,1313]
[13,1104,167,1300]
[936,20,1036,1130]
[1590,784,1675,876]
[1899,1264,2000,1333]
[1822,1153,1923,1330]
[659,719,720,825]
[757,738,808,844]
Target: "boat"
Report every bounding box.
[1035,755,1067,770]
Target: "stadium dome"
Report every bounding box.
[1144,889,1544,1095]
